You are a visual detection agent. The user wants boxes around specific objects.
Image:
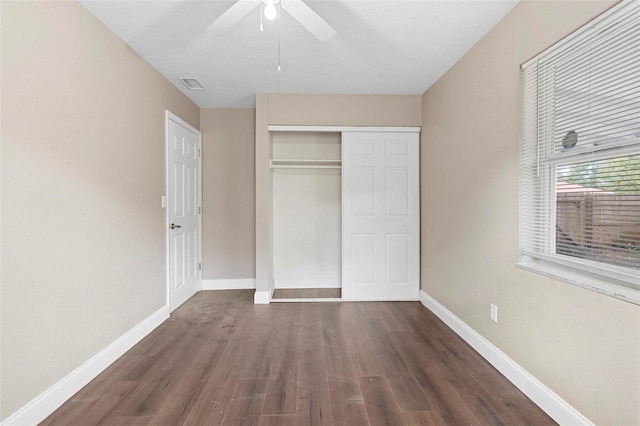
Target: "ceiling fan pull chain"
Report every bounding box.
[260,2,264,32]
[277,0,282,71]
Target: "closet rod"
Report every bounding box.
[271,158,341,162]
[270,159,341,165]
[270,164,342,169]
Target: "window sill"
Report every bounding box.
[517,257,640,305]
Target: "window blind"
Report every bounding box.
[519,0,640,286]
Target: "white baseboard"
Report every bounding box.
[1,305,170,426]
[254,290,271,304]
[202,278,256,290]
[274,278,341,289]
[419,290,593,426]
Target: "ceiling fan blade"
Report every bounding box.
[210,0,259,31]
[284,0,336,41]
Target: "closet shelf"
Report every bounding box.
[270,158,342,169]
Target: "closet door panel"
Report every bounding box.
[342,131,419,301]
[352,167,376,216]
[352,234,376,284]
[386,168,409,216]
[386,233,410,284]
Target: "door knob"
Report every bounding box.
[170,223,181,230]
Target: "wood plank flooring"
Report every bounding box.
[272,288,341,299]
[42,291,555,425]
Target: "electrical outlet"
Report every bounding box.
[490,303,498,323]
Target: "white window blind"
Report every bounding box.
[519,0,640,290]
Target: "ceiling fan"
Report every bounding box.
[210,0,336,41]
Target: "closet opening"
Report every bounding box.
[270,131,342,302]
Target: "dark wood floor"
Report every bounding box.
[42,290,555,425]
[272,288,341,299]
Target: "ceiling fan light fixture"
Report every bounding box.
[264,1,277,21]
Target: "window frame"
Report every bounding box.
[517,1,640,305]
[520,143,640,292]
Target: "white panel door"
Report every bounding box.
[342,131,419,300]
[167,114,201,311]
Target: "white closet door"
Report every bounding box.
[342,131,419,300]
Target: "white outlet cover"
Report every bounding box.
[490,303,498,323]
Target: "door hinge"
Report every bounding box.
[198,206,201,214]
[198,148,201,158]
[198,262,202,271]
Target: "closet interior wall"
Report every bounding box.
[271,132,342,289]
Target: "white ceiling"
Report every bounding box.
[79,0,518,108]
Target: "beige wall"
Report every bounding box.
[267,94,422,127]
[0,1,199,420]
[200,109,255,280]
[255,93,421,295]
[420,1,639,424]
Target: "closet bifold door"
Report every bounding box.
[341,131,420,301]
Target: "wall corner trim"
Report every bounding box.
[254,290,271,304]
[202,279,256,290]
[419,290,594,426]
[1,305,170,426]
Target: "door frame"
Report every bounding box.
[165,110,203,311]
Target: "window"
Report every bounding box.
[519,1,640,301]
